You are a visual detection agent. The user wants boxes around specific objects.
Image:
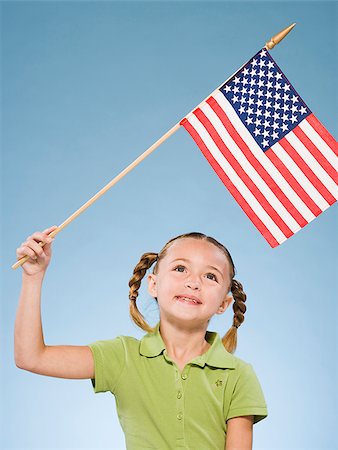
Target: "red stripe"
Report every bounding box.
[293,124,338,183]
[180,117,281,247]
[194,107,294,238]
[207,96,308,228]
[306,114,338,156]
[265,149,322,217]
[279,136,335,205]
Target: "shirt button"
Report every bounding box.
[177,413,183,420]
[181,373,188,380]
[177,391,182,399]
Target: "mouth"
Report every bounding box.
[175,295,202,306]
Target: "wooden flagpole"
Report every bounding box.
[12,23,296,270]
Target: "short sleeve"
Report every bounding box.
[227,362,268,424]
[87,337,125,394]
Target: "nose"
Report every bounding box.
[184,278,201,290]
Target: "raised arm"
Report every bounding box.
[14,226,94,379]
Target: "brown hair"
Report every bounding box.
[128,232,247,353]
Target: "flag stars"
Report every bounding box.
[291,104,298,114]
[267,60,274,70]
[221,49,311,151]
[283,93,290,102]
[262,129,270,138]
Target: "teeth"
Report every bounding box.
[179,297,198,304]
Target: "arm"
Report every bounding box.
[14,227,94,379]
[225,416,253,450]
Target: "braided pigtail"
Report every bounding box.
[221,279,247,354]
[128,252,158,333]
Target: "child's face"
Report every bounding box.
[147,238,233,327]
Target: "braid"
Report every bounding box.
[128,252,158,333]
[221,279,247,354]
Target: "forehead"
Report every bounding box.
[163,238,230,270]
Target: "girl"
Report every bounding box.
[15,225,267,450]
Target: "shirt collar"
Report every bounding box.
[139,321,236,369]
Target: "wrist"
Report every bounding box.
[22,270,46,283]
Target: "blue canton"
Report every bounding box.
[220,48,311,152]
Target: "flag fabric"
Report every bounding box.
[180,48,338,247]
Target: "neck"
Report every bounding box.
[159,319,210,361]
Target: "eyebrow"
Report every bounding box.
[170,258,224,278]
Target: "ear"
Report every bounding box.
[216,294,233,315]
[147,273,158,298]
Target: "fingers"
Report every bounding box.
[17,227,56,261]
[42,225,58,235]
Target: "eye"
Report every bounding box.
[206,273,218,282]
[173,265,186,273]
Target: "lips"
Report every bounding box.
[175,295,202,305]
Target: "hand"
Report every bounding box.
[16,225,58,276]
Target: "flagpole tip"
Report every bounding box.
[265,23,296,50]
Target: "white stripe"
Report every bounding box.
[211,92,315,222]
[271,142,330,211]
[286,132,338,198]
[188,114,287,244]
[200,102,301,233]
[299,119,338,171]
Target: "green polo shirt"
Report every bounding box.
[88,322,267,449]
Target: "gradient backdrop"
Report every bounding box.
[1,1,337,449]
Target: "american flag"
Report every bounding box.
[180,48,337,247]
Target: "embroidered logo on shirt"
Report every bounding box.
[215,379,223,387]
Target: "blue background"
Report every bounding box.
[1,1,337,449]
